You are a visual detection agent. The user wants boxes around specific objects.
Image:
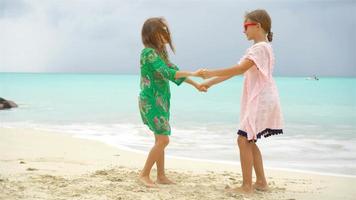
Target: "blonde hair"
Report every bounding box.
[141,17,174,63]
[245,9,273,42]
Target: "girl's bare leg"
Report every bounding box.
[227,136,254,194]
[252,143,269,191]
[155,135,174,184]
[139,135,169,187]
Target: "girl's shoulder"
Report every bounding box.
[140,48,161,67]
[247,41,272,54]
[250,41,271,49]
[141,48,161,62]
[141,47,156,56]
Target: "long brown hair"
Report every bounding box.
[245,9,273,42]
[141,17,174,63]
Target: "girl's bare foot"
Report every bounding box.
[139,175,157,188]
[156,176,175,184]
[253,182,269,191]
[225,185,253,195]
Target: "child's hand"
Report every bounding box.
[201,81,212,90]
[195,83,208,92]
[193,68,208,79]
[194,68,213,79]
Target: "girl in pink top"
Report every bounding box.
[198,9,283,194]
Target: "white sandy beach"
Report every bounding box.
[0,127,355,200]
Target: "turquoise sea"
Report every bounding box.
[1,73,355,176]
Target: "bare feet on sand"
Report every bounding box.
[139,175,157,188]
[225,185,253,195]
[156,176,175,185]
[253,182,269,191]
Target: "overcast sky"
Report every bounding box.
[0,0,355,76]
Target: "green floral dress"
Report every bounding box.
[138,48,186,135]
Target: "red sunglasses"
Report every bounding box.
[244,22,258,31]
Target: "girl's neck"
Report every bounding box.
[253,34,268,44]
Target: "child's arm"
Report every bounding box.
[184,78,207,92]
[199,59,255,79]
[144,48,201,80]
[175,70,203,79]
[201,76,233,89]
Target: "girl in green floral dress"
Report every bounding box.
[138,17,205,187]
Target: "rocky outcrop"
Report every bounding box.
[0,97,18,110]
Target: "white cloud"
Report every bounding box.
[0,0,355,76]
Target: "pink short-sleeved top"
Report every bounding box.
[237,41,283,142]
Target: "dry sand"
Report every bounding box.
[1,127,355,200]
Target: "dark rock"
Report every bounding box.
[0,97,18,110]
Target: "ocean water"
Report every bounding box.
[1,73,355,176]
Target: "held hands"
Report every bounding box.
[191,76,214,93]
[187,68,215,93]
[193,81,213,93]
[193,68,213,79]
[195,83,208,92]
[200,80,212,90]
